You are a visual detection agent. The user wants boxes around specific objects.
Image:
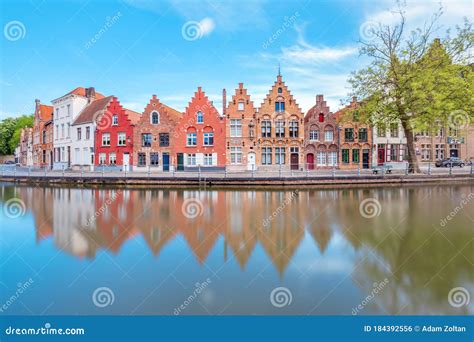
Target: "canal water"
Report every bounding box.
[0,183,472,315]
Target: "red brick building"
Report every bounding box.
[334,97,372,169]
[32,99,54,168]
[133,95,182,171]
[173,87,226,170]
[94,97,141,170]
[304,95,339,169]
[225,83,258,171]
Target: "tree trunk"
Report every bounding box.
[401,120,421,173]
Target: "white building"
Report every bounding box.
[52,87,104,170]
[71,96,113,171]
[372,121,408,166]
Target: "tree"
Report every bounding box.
[0,115,34,155]
[349,3,473,173]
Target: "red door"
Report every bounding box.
[377,148,385,166]
[306,153,314,170]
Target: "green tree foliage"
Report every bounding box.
[0,114,34,155]
[348,4,473,173]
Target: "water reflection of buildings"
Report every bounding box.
[8,185,474,314]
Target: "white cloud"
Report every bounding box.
[198,17,215,37]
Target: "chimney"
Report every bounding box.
[35,99,40,112]
[316,95,323,103]
[86,87,96,103]
[222,88,227,115]
[352,96,358,104]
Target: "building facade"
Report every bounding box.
[304,95,339,169]
[94,97,140,170]
[32,99,54,168]
[133,95,182,171]
[334,97,372,169]
[225,83,258,171]
[372,121,407,166]
[52,87,104,170]
[173,87,226,170]
[71,96,114,170]
[19,127,33,167]
[414,124,474,163]
[256,74,305,170]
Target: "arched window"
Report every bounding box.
[196,111,203,124]
[151,111,160,124]
[318,113,324,122]
[278,87,282,93]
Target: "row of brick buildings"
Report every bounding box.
[17,73,474,171]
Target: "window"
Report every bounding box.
[61,124,64,138]
[142,133,152,147]
[421,144,431,161]
[389,144,398,161]
[328,152,337,166]
[67,104,71,116]
[55,125,58,138]
[196,111,203,124]
[118,132,126,146]
[277,87,282,93]
[187,154,196,166]
[318,113,324,123]
[230,119,242,137]
[275,120,285,138]
[390,123,398,137]
[324,129,333,142]
[150,153,159,166]
[377,125,386,137]
[77,128,82,140]
[204,154,213,166]
[275,147,285,164]
[344,128,354,142]
[113,115,118,126]
[102,133,110,146]
[203,132,214,146]
[358,128,368,142]
[159,133,169,147]
[138,153,146,166]
[435,144,445,160]
[56,108,59,118]
[275,101,285,112]
[342,149,350,163]
[42,130,46,144]
[310,130,319,141]
[262,147,272,165]
[187,133,197,146]
[238,102,244,111]
[67,123,70,137]
[42,150,46,163]
[261,120,271,138]
[317,152,326,166]
[289,120,298,138]
[86,127,90,140]
[151,112,159,124]
[352,149,360,163]
[352,110,359,121]
[109,153,116,165]
[230,147,242,164]
[99,153,106,165]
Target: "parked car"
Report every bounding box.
[435,157,465,167]
[3,160,15,164]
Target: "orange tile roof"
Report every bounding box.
[72,96,114,125]
[38,104,53,121]
[65,87,105,99]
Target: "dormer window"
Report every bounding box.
[238,101,244,111]
[196,111,203,124]
[275,101,285,112]
[151,111,160,125]
[278,87,282,93]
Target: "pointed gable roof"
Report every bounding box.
[141,94,182,123]
[258,74,303,115]
[124,109,141,125]
[72,96,114,126]
[36,103,53,122]
[185,87,221,118]
[305,94,332,122]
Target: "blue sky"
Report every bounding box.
[0,0,470,119]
